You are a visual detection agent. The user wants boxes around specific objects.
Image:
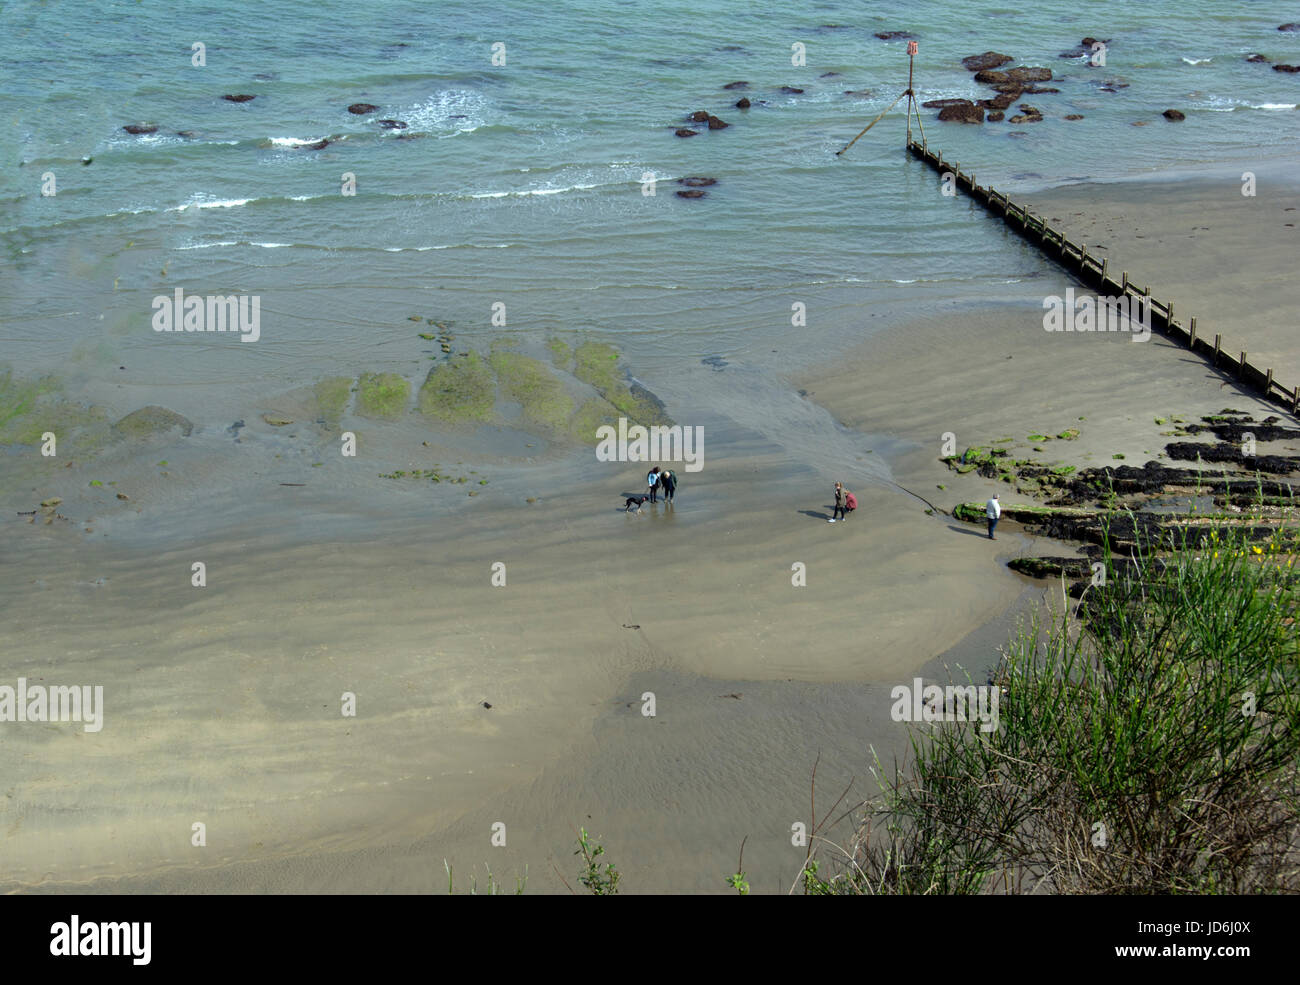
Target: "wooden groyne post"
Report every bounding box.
[906,139,1298,418]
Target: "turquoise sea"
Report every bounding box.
[3,0,1300,409]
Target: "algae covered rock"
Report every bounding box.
[113,406,194,439]
[487,351,574,432]
[418,351,496,423]
[571,341,671,434]
[546,337,572,368]
[313,377,353,426]
[356,372,410,420]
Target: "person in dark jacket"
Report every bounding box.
[830,481,847,522]
[659,468,677,503]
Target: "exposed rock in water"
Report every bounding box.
[1008,556,1094,579]
[674,127,698,137]
[1164,441,1298,472]
[678,176,717,187]
[262,413,293,427]
[937,101,985,123]
[874,31,914,40]
[1060,37,1109,59]
[780,86,804,94]
[122,123,158,134]
[1273,64,1300,73]
[301,139,330,149]
[977,92,1019,110]
[1184,419,1300,442]
[1020,85,1060,94]
[1162,108,1186,120]
[377,119,408,129]
[962,51,1013,71]
[842,89,873,98]
[986,110,1005,122]
[735,97,751,108]
[923,97,977,108]
[676,189,706,198]
[347,102,380,114]
[723,81,749,89]
[223,94,256,102]
[1246,53,1270,63]
[977,66,1053,84]
[707,115,729,129]
[1280,23,1300,31]
[113,406,194,439]
[1064,113,1085,120]
[819,72,841,78]
[176,131,196,138]
[1009,66,1053,82]
[689,110,710,122]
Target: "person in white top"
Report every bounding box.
[986,494,1001,540]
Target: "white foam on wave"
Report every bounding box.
[400,89,488,133]
[468,182,602,199]
[167,194,254,213]
[381,243,515,251]
[268,136,328,147]
[1182,57,1212,65]
[1200,96,1299,112]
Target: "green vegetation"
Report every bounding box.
[575,829,620,895]
[113,405,193,439]
[1027,434,1049,442]
[356,372,410,420]
[488,351,574,432]
[443,860,526,895]
[546,336,572,367]
[798,514,1300,894]
[1056,428,1080,440]
[380,468,447,482]
[418,351,496,423]
[573,341,667,428]
[312,377,353,426]
[0,368,56,439]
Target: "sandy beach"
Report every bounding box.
[5,162,1298,895]
[6,0,1300,891]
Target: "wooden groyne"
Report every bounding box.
[907,140,1299,418]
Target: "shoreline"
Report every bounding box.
[4,155,1299,892]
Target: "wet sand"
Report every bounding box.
[3,165,1297,894]
[1020,166,1300,386]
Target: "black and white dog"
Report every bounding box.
[624,494,650,513]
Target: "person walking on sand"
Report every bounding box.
[646,466,661,503]
[659,468,677,504]
[986,493,1001,540]
[830,481,848,522]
